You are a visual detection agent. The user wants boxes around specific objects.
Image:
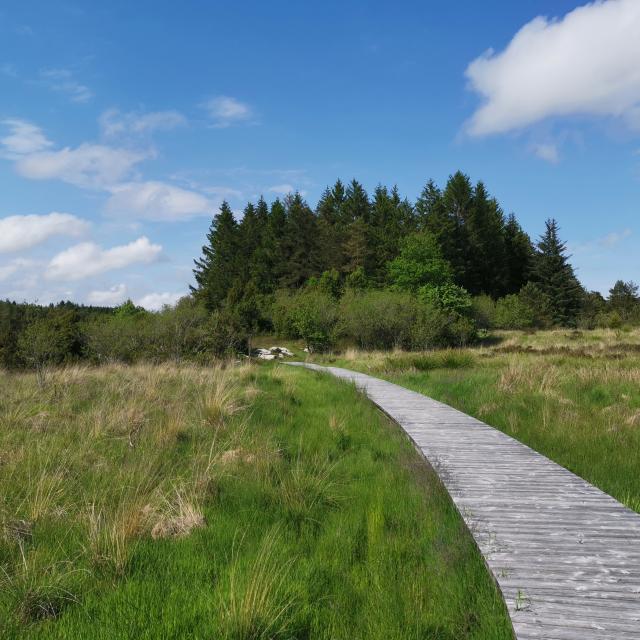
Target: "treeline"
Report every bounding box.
[193,172,538,307]
[0,298,242,376]
[3,172,639,371]
[190,171,603,349]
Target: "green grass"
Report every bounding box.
[314,328,640,513]
[0,363,513,639]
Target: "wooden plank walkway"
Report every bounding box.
[289,363,640,639]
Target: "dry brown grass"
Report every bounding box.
[0,362,253,619]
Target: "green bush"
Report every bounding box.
[595,310,623,329]
[339,290,417,350]
[271,288,338,352]
[84,297,235,362]
[518,282,553,328]
[388,232,453,291]
[339,289,476,350]
[204,308,249,357]
[84,313,153,363]
[419,283,472,316]
[494,295,534,329]
[471,295,496,330]
[16,315,79,383]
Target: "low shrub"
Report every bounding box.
[339,290,417,350]
[471,295,496,330]
[271,289,339,352]
[494,295,534,329]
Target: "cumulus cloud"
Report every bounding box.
[0,212,89,252]
[0,258,36,282]
[40,68,93,103]
[0,262,20,281]
[46,236,162,280]
[1,119,52,155]
[105,181,212,221]
[465,0,640,136]
[136,291,183,311]
[202,96,253,127]
[100,109,186,137]
[15,143,148,189]
[87,283,128,305]
[531,142,560,164]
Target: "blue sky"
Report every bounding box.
[1,0,639,308]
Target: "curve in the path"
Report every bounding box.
[289,363,640,640]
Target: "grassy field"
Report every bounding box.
[314,328,640,513]
[0,362,512,639]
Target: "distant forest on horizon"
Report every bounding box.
[3,170,639,370]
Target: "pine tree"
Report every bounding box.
[280,193,320,288]
[342,179,370,224]
[344,217,373,275]
[503,214,534,294]
[248,197,275,291]
[369,186,398,281]
[316,182,346,272]
[533,219,583,325]
[415,180,442,231]
[267,199,288,287]
[433,171,472,287]
[465,182,507,296]
[238,202,259,282]
[608,280,639,317]
[192,201,239,310]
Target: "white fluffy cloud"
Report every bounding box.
[0,212,89,252]
[87,283,128,305]
[1,119,53,155]
[46,236,162,281]
[105,181,212,221]
[203,96,253,127]
[465,0,640,136]
[15,143,148,189]
[100,109,186,137]
[136,291,183,311]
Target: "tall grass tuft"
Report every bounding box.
[221,527,298,640]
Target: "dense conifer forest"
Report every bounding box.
[2,171,639,369]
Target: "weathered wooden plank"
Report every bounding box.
[288,363,640,639]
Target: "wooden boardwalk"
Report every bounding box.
[289,363,640,639]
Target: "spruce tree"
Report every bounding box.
[437,171,473,287]
[249,197,276,292]
[415,180,442,231]
[238,202,259,282]
[268,199,288,286]
[342,179,370,224]
[465,181,507,296]
[344,217,373,275]
[533,219,583,325]
[316,182,346,272]
[192,201,239,310]
[503,213,534,294]
[370,185,400,282]
[280,193,320,288]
